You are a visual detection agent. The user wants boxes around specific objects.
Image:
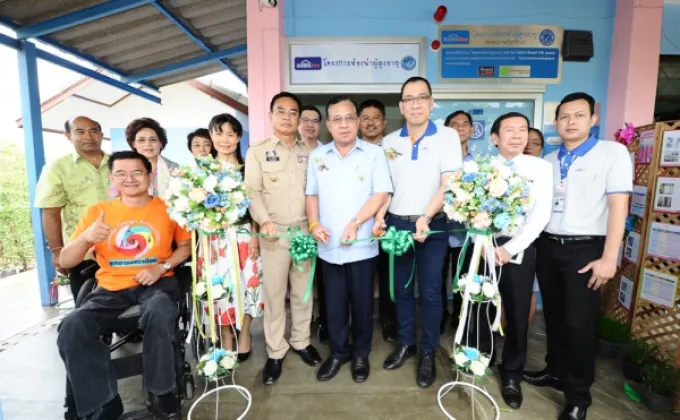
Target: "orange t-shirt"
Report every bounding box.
[71,197,192,291]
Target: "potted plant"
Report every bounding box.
[642,359,680,413]
[596,315,630,358]
[623,337,657,383]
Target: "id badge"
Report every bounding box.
[553,182,566,213]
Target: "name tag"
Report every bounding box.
[553,182,565,213]
[265,150,280,162]
[266,156,280,162]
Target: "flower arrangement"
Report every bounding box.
[165,156,251,233]
[452,345,493,377]
[314,157,329,171]
[454,274,499,303]
[196,348,239,381]
[53,274,70,286]
[615,122,637,146]
[194,273,231,302]
[384,147,402,160]
[443,156,532,235]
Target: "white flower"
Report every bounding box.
[497,165,512,179]
[462,160,479,173]
[467,282,481,295]
[451,211,466,223]
[203,175,218,192]
[220,355,236,370]
[509,175,522,185]
[173,196,190,212]
[469,360,487,376]
[457,275,469,286]
[453,352,468,366]
[478,355,491,367]
[231,191,245,203]
[224,207,240,224]
[211,284,225,298]
[202,360,218,376]
[195,282,206,297]
[219,176,239,191]
[488,178,508,198]
[200,354,210,362]
[490,158,503,168]
[482,282,496,298]
[455,189,472,203]
[168,177,182,194]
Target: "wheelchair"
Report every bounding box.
[64,261,196,420]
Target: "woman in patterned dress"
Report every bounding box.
[199,113,264,362]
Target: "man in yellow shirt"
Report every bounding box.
[34,116,110,298]
[58,151,191,420]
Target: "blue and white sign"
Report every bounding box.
[438,25,563,84]
[471,121,485,139]
[288,40,423,85]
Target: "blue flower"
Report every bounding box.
[464,347,480,361]
[493,213,511,230]
[204,193,220,208]
[472,275,483,284]
[462,173,477,183]
[211,275,222,285]
[192,168,206,178]
[209,348,227,361]
[219,195,231,207]
[473,187,485,197]
[515,206,525,215]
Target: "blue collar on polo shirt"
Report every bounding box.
[557,135,598,180]
[399,120,437,160]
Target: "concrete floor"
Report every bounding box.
[0,271,676,420]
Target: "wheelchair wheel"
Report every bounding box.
[183,376,195,400]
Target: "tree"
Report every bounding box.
[0,142,34,270]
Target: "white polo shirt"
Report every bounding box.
[545,137,633,236]
[382,120,462,216]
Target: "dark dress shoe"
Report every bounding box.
[263,358,284,385]
[351,357,370,382]
[523,369,564,391]
[416,351,437,388]
[500,379,523,409]
[316,357,347,381]
[84,395,123,420]
[317,324,329,344]
[148,392,181,420]
[558,405,587,420]
[293,344,322,367]
[381,323,397,342]
[237,351,251,363]
[383,343,417,370]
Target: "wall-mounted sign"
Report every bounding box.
[287,38,425,86]
[438,25,564,84]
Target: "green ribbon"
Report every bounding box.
[286,227,318,303]
[378,227,415,302]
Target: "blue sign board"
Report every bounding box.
[438,25,564,84]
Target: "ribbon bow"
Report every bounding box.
[287,228,318,302]
[378,226,416,301]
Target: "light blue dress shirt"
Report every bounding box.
[306,139,393,265]
[448,152,475,248]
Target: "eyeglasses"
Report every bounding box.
[401,94,431,105]
[112,170,148,180]
[329,115,358,125]
[274,109,299,118]
[301,117,320,125]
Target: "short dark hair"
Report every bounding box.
[208,113,244,166]
[64,117,102,133]
[490,112,531,136]
[300,105,322,121]
[125,118,168,151]
[555,92,596,119]
[400,76,432,99]
[108,150,152,173]
[444,110,472,127]
[325,95,358,119]
[529,127,545,147]
[270,92,302,113]
[186,128,216,157]
[358,99,386,118]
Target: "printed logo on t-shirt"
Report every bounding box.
[109,222,159,267]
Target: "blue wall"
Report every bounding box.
[285,0,616,125]
[662,4,680,55]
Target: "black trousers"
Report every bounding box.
[315,258,327,326]
[68,260,99,301]
[321,258,376,360]
[442,246,473,329]
[376,248,396,327]
[536,234,604,408]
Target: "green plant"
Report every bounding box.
[643,359,680,398]
[627,337,658,365]
[597,315,630,344]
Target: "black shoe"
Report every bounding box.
[316,324,329,344]
[316,357,347,381]
[148,392,180,420]
[293,344,322,367]
[84,395,123,420]
[263,358,284,385]
[416,351,436,388]
[381,322,397,342]
[237,351,251,362]
[351,357,370,383]
[383,343,417,370]
[558,405,587,420]
[523,368,565,391]
[500,379,523,409]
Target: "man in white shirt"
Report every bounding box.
[484,112,553,410]
[523,92,632,420]
[379,77,462,388]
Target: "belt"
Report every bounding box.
[388,212,446,223]
[542,232,605,244]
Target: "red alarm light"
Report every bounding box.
[434,5,447,23]
[431,39,442,51]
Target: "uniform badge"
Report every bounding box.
[297,155,308,164]
[265,150,280,162]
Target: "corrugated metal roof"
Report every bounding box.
[0,0,247,88]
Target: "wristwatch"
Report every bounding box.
[161,262,172,272]
[420,214,432,223]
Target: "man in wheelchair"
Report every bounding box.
[58,151,192,420]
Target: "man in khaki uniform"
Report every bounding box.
[245,92,322,385]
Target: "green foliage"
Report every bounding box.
[627,337,659,365]
[596,315,630,344]
[0,142,34,270]
[643,359,680,398]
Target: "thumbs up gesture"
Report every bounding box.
[84,211,110,244]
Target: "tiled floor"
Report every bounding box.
[0,271,676,419]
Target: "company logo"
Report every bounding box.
[472,121,485,139]
[294,57,322,71]
[478,66,495,77]
[401,55,417,71]
[113,224,155,258]
[441,30,470,44]
[539,29,555,46]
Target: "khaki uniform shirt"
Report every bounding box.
[245,136,310,227]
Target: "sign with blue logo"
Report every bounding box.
[288,39,423,86]
[471,121,485,139]
[438,25,563,84]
